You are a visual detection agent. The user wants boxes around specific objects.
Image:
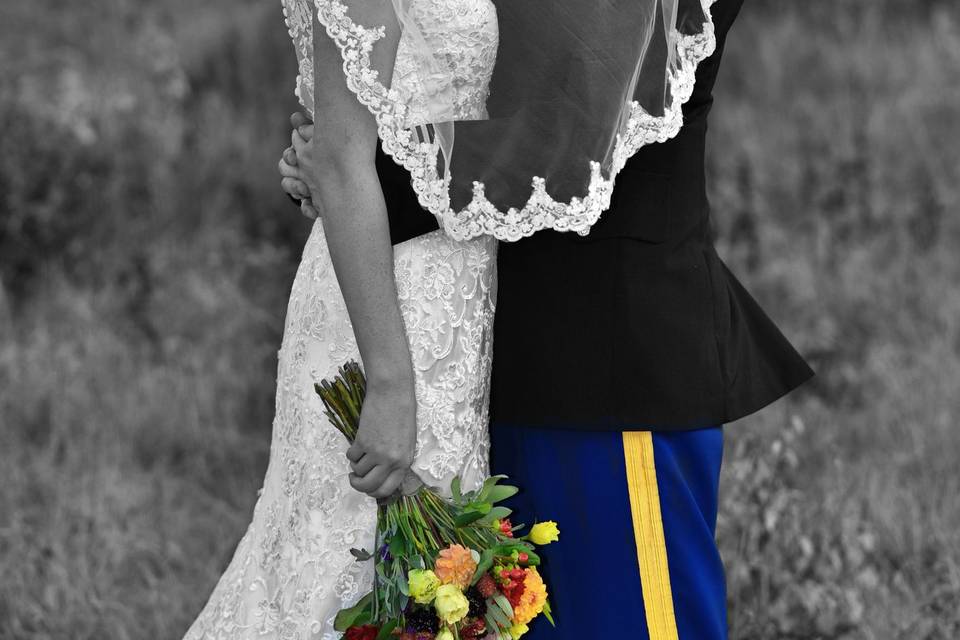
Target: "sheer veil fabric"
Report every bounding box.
[284,0,718,241]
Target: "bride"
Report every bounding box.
[183,1,499,638]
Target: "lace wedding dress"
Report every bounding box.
[183,1,499,638]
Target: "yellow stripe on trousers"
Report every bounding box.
[623,431,679,640]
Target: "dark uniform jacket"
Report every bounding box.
[377,0,814,431]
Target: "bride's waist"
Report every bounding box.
[304,219,497,266]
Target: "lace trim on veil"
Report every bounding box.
[290,0,718,242]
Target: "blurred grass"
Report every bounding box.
[0,1,958,638]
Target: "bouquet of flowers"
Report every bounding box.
[316,362,558,640]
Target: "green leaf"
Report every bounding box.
[493,594,514,620]
[454,509,488,527]
[480,506,513,523]
[485,612,502,637]
[350,548,373,562]
[471,548,495,585]
[488,596,513,627]
[486,485,519,504]
[476,475,508,502]
[542,598,555,626]
[333,592,373,631]
[389,532,406,558]
[490,542,527,557]
[463,501,492,516]
[485,611,508,640]
[451,476,462,502]
[375,620,398,640]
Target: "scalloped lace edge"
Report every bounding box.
[307,0,718,242]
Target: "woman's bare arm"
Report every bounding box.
[288,10,415,500]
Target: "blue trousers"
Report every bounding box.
[489,424,727,639]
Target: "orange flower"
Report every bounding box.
[434,544,478,588]
[511,567,548,626]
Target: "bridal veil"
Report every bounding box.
[285,0,717,241]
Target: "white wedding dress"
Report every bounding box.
[183,1,499,638]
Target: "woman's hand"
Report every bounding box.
[346,376,418,500]
[278,112,320,220]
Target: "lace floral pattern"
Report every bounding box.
[292,0,718,242]
[390,0,498,128]
[282,0,498,129]
[184,222,498,640]
[184,2,499,635]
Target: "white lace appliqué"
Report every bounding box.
[184,222,498,640]
[285,0,718,243]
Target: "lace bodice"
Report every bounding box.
[282,0,498,126]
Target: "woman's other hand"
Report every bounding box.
[345,376,418,500]
[278,112,320,220]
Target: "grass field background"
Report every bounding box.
[1,1,958,638]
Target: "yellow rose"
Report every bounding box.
[528,521,559,545]
[509,623,530,639]
[436,629,454,640]
[433,584,469,624]
[407,569,441,604]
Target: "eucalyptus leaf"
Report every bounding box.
[493,594,514,619]
[485,611,507,640]
[484,613,500,637]
[487,597,512,627]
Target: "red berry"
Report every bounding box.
[518,552,529,563]
[344,625,380,640]
[461,618,487,639]
[476,573,498,598]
